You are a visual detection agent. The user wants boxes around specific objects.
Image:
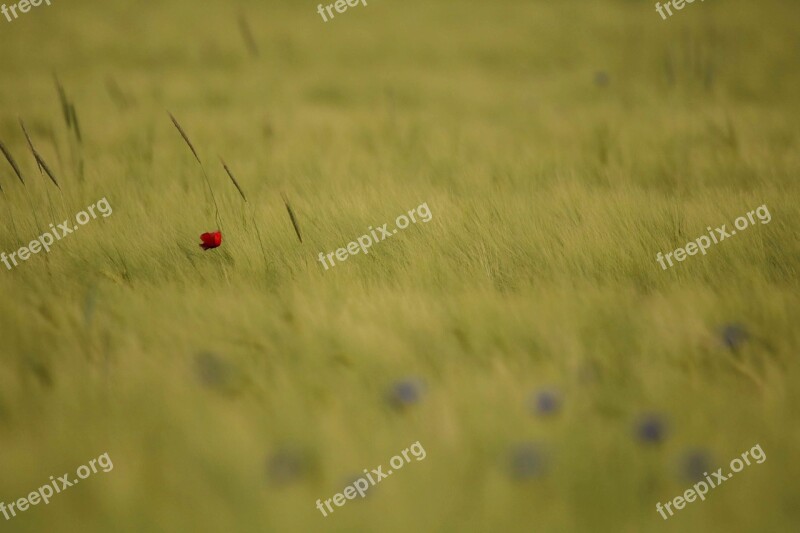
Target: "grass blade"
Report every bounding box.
[168,113,222,229]
[220,157,247,202]
[34,151,60,190]
[281,192,303,243]
[168,112,202,164]
[0,141,25,185]
[69,103,82,144]
[54,75,73,129]
[19,118,43,174]
[238,14,259,58]
[105,78,134,109]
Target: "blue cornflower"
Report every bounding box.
[508,442,547,480]
[594,71,610,87]
[387,378,424,409]
[266,450,306,486]
[635,414,667,444]
[680,449,713,482]
[529,389,561,416]
[720,323,749,350]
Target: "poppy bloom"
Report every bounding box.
[199,231,222,250]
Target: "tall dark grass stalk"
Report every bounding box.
[2,137,43,234]
[0,138,48,274]
[54,75,72,128]
[281,192,303,243]
[105,78,135,110]
[220,157,269,268]
[238,14,260,58]
[219,158,246,202]
[54,75,82,143]
[0,141,24,186]
[168,112,223,230]
[54,77,84,182]
[68,103,84,182]
[68,103,83,144]
[19,119,42,175]
[19,119,61,229]
[19,119,59,189]
[33,152,61,191]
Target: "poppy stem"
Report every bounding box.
[167,113,223,231]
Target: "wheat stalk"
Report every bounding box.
[168,112,222,230]
[68,103,82,144]
[0,141,25,185]
[19,118,62,236]
[220,157,269,267]
[281,191,303,243]
[105,77,134,110]
[54,75,72,129]
[19,118,43,175]
[238,13,259,58]
[19,120,61,189]
[34,151,61,190]
[220,157,247,202]
[1,138,43,235]
[168,112,202,164]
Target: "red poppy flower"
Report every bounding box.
[200,231,222,250]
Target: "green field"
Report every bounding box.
[0,0,798,531]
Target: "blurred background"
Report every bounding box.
[0,0,798,531]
